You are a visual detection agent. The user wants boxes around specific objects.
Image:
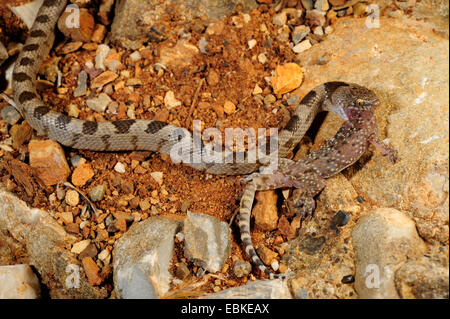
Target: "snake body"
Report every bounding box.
[12,0,393,279]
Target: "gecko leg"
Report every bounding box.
[368,134,398,164]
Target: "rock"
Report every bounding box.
[203,279,292,299]
[319,174,361,215]
[113,0,249,49]
[66,104,80,118]
[113,216,182,298]
[0,264,40,299]
[300,0,314,10]
[248,39,257,50]
[292,39,312,53]
[223,100,236,115]
[74,70,88,97]
[183,212,231,273]
[79,243,98,260]
[58,41,83,54]
[174,263,190,280]
[65,189,80,207]
[352,208,427,298]
[257,53,267,64]
[0,191,107,298]
[89,184,106,202]
[114,162,126,173]
[271,63,303,95]
[98,249,111,265]
[57,8,94,42]
[292,25,310,45]
[71,239,91,254]
[272,12,287,26]
[28,140,70,186]
[150,171,163,185]
[256,245,278,265]
[82,257,103,286]
[87,93,112,113]
[233,261,252,278]
[313,26,324,36]
[395,257,449,299]
[59,211,74,225]
[253,190,278,231]
[206,69,220,86]
[159,40,199,70]
[305,9,326,27]
[314,0,329,11]
[91,71,118,89]
[253,84,263,95]
[129,51,142,63]
[164,91,181,109]
[199,37,208,54]
[10,122,33,149]
[91,24,107,43]
[277,215,295,239]
[71,163,95,187]
[1,105,21,125]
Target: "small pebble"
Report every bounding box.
[86,93,112,113]
[74,70,88,97]
[292,25,310,45]
[89,184,106,202]
[257,53,267,64]
[271,260,279,271]
[98,249,111,265]
[233,261,252,278]
[248,39,257,50]
[252,84,263,95]
[263,94,276,106]
[164,91,181,109]
[1,105,21,125]
[65,189,80,207]
[292,39,312,53]
[66,104,80,118]
[199,37,208,54]
[150,171,163,185]
[272,12,287,26]
[71,240,91,254]
[114,162,126,173]
[129,51,141,62]
[223,100,236,115]
[70,155,86,168]
[95,44,110,70]
[139,199,150,211]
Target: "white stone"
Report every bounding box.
[0,264,41,299]
[95,44,110,70]
[129,51,141,62]
[258,53,267,64]
[292,39,312,53]
[71,239,91,254]
[86,93,112,113]
[150,171,163,185]
[164,91,181,109]
[114,162,126,173]
[248,39,257,50]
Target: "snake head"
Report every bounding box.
[327,83,380,121]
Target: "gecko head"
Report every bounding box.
[331,83,380,121]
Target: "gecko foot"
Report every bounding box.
[287,190,316,220]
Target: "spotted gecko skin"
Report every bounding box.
[239,97,397,279]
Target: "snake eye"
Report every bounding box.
[356,99,364,107]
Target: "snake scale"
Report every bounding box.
[12,0,396,279]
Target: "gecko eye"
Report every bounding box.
[356,99,365,107]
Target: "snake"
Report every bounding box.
[12,0,389,279]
